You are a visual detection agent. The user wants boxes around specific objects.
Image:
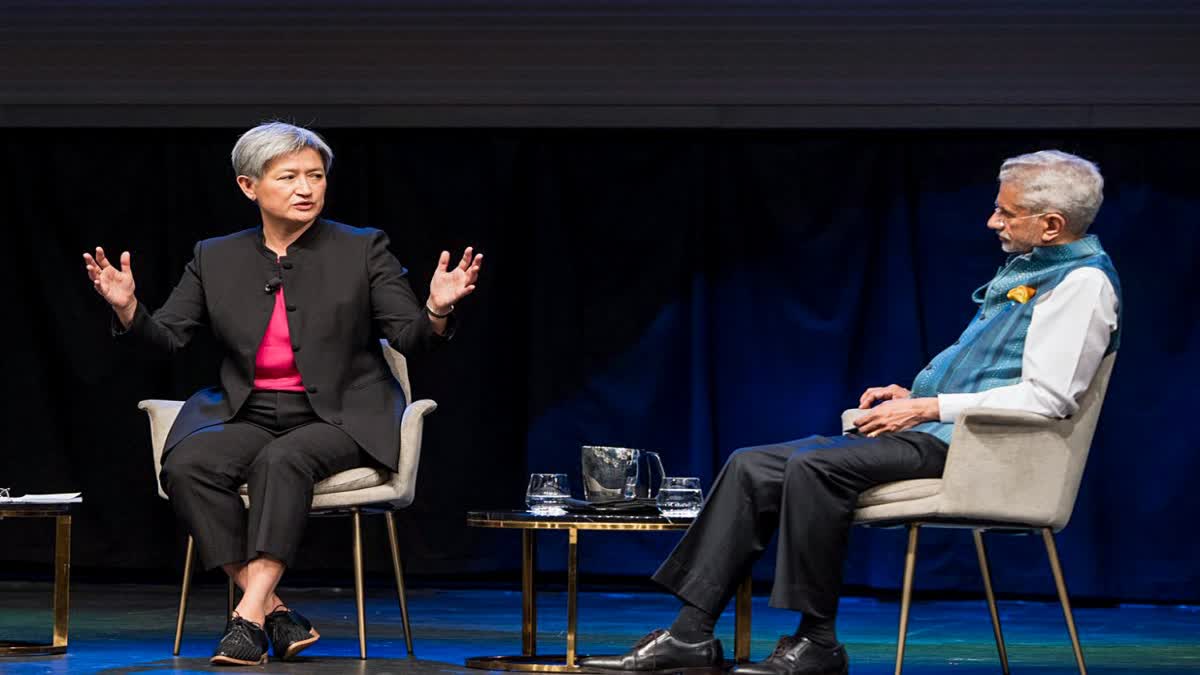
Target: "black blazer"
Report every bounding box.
[120,219,450,469]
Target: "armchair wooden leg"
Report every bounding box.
[734,575,753,664]
[973,530,1010,675]
[173,536,196,656]
[352,508,368,660]
[227,577,235,618]
[384,511,415,656]
[1042,528,1088,675]
[894,523,921,675]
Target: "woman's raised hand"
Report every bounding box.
[83,246,138,325]
[428,246,483,313]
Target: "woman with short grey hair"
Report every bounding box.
[83,122,483,665]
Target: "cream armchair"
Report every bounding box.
[138,340,436,660]
[846,352,1115,675]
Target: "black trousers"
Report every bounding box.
[651,431,948,620]
[160,390,367,570]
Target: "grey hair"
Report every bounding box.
[998,150,1104,234]
[231,122,334,179]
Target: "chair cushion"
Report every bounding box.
[239,467,390,496]
[856,479,942,507]
[313,467,391,494]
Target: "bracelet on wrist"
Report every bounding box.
[425,303,454,319]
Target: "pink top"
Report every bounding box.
[253,286,305,391]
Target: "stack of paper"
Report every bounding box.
[0,492,83,504]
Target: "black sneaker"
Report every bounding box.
[264,607,320,661]
[210,614,270,666]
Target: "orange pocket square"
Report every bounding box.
[1006,285,1038,303]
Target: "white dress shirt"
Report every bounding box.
[936,266,1119,423]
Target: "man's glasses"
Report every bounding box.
[993,207,1060,228]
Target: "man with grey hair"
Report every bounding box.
[584,150,1121,675]
[993,149,1105,240]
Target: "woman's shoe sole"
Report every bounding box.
[209,654,268,666]
[280,627,320,661]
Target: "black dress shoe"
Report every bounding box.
[264,607,321,660]
[731,635,847,675]
[580,628,724,673]
[210,615,270,666]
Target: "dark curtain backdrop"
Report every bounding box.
[4,129,1197,603]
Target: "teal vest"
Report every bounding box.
[910,235,1121,443]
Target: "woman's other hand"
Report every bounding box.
[428,246,483,314]
[83,246,138,327]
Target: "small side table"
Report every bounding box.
[465,510,752,673]
[0,503,73,656]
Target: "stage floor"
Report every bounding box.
[1,582,1197,673]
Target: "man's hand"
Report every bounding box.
[854,397,939,437]
[859,384,911,409]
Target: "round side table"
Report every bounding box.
[465,510,752,673]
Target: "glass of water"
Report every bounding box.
[656,477,703,517]
[526,473,570,515]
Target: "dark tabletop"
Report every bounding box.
[466,509,694,530]
[0,502,78,517]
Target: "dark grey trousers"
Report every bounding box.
[652,431,948,620]
[160,390,366,570]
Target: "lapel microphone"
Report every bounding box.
[264,276,282,293]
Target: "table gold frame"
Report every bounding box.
[0,505,72,656]
[465,512,752,673]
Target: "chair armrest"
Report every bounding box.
[841,408,868,433]
[844,405,1055,431]
[137,399,185,500]
[950,407,1058,428]
[389,398,437,508]
[937,407,1072,528]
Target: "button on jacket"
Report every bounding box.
[118,219,451,469]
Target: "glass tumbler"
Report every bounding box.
[526,473,570,515]
[656,477,703,517]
